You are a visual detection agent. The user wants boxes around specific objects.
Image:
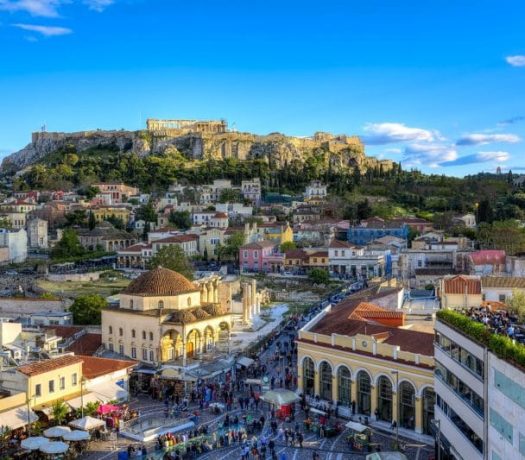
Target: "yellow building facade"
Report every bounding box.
[297,301,435,436]
[92,206,131,223]
[102,268,234,366]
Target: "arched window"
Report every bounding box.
[187,297,192,307]
[158,300,164,309]
[357,371,371,415]
[149,332,154,341]
[109,326,113,334]
[302,357,315,396]
[377,376,393,422]
[142,330,146,340]
[399,381,416,429]
[337,366,351,407]
[422,388,436,435]
[131,329,136,338]
[130,299,134,309]
[119,327,123,336]
[319,362,333,401]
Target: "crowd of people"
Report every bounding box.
[467,306,524,341]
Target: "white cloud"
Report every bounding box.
[13,22,72,35]
[440,151,510,167]
[456,133,521,146]
[83,0,114,12]
[403,143,457,168]
[0,0,65,18]
[477,151,510,162]
[506,55,525,67]
[362,122,443,145]
[384,148,402,154]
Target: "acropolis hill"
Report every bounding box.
[2,118,394,172]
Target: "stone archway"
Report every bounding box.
[337,366,351,407]
[356,370,372,415]
[203,326,215,353]
[160,329,180,362]
[302,357,315,397]
[377,375,393,422]
[399,381,416,429]
[186,329,201,358]
[319,361,333,401]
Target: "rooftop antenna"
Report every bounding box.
[231,121,237,133]
[41,124,46,132]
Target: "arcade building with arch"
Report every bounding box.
[101,267,234,367]
[297,291,436,437]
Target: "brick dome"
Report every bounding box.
[122,267,198,297]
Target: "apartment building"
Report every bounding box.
[434,312,525,460]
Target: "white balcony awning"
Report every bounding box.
[0,406,38,430]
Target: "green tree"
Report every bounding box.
[88,211,96,230]
[356,199,372,220]
[136,203,158,223]
[51,400,69,425]
[0,217,12,230]
[51,229,85,259]
[69,294,108,325]
[219,231,246,263]
[64,209,88,227]
[477,198,494,223]
[219,188,241,203]
[280,241,297,253]
[308,268,329,284]
[149,245,194,280]
[506,290,525,322]
[168,210,192,230]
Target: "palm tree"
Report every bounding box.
[51,400,69,426]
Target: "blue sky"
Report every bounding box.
[1,0,524,176]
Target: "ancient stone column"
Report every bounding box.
[242,283,250,323]
[201,284,208,304]
[213,279,219,303]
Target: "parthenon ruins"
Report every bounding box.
[146,118,228,134]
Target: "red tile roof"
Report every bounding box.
[241,241,277,250]
[470,250,506,266]
[66,333,102,356]
[80,355,136,380]
[443,275,481,294]
[310,300,434,356]
[308,251,328,258]
[329,239,353,249]
[44,326,83,340]
[122,267,198,296]
[154,234,198,244]
[214,212,228,218]
[285,249,308,260]
[18,355,84,377]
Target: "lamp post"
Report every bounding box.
[80,376,86,418]
[432,418,441,460]
[25,395,32,436]
[391,370,400,450]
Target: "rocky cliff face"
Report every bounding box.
[2,128,394,173]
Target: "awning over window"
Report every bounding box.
[66,393,103,410]
[89,382,128,403]
[0,406,38,429]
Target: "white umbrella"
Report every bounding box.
[44,426,71,438]
[21,436,50,450]
[63,430,90,441]
[40,441,69,454]
[260,389,300,405]
[69,415,106,431]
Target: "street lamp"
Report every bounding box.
[80,376,86,418]
[391,370,400,450]
[431,418,441,460]
[25,394,32,436]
